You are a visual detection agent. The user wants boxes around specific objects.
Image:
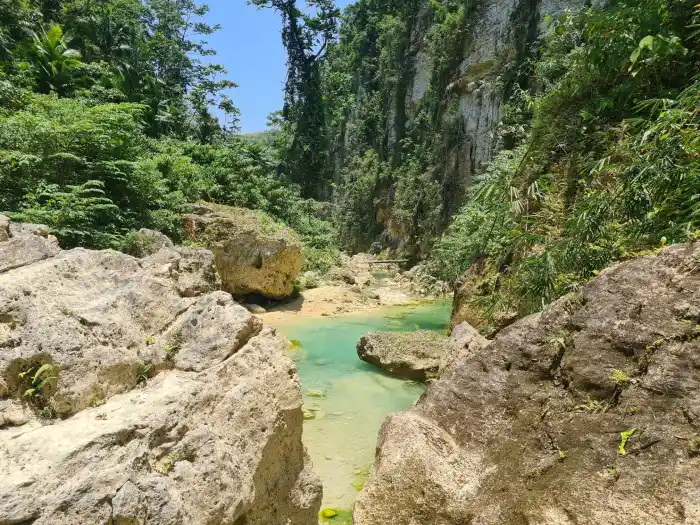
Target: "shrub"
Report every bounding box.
[120,231,158,258]
[0,95,341,257]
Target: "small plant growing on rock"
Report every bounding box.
[687,437,700,457]
[549,336,567,350]
[152,447,195,474]
[618,428,639,455]
[609,369,632,386]
[159,450,181,473]
[574,397,609,414]
[20,364,57,398]
[137,363,154,385]
[163,344,178,362]
[604,464,620,482]
[38,406,56,419]
[163,334,183,364]
[153,450,182,474]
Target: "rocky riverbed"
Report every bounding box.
[263,254,449,323]
[5,211,695,525]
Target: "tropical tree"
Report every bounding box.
[30,23,83,95]
[249,0,339,198]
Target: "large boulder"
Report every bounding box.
[0,217,322,525]
[355,242,700,525]
[0,244,221,416]
[0,214,61,274]
[357,331,451,381]
[183,204,303,300]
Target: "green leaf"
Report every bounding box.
[34,377,57,392]
[619,428,639,455]
[32,364,55,384]
[638,35,656,50]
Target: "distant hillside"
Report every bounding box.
[241,130,277,147]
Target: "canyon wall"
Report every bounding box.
[334,0,585,256]
[355,241,700,524]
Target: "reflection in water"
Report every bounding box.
[270,301,451,510]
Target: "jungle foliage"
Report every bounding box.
[0,0,339,272]
[265,0,699,324]
[429,0,700,327]
[249,0,339,199]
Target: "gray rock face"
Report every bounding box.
[334,0,586,257]
[357,323,486,381]
[0,217,322,525]
[0,245,221,416]
[425,0,584,175]
[357,330,451,381]
[355,243,700,525]
[0,215,61,273]
[440,321,488,375]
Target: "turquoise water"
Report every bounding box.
[270,300,451,510]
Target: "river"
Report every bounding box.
[270,299,452,519]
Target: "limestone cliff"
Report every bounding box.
[333,0,584,256]
[0,216,321,525]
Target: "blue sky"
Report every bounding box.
[202,0,354,133]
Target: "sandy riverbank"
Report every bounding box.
[262,282,424,323]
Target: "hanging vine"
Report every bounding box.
[249,0,339,198]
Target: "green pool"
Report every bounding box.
[270,300,452,511]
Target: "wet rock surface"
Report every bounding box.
[355,243,700,525]
[0,216,321,525]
